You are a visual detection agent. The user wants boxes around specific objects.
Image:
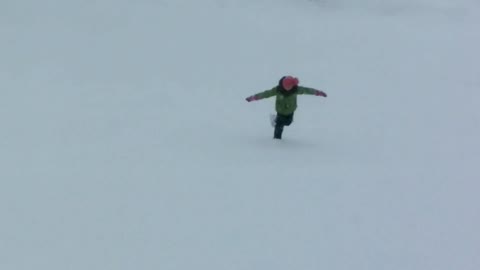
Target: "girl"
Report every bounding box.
[246,76,327,139]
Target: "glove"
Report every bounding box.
[245,95,258,102]
[314,90,327,97]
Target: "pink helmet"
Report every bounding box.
[281,76,299,90]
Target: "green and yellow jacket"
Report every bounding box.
[251,86,319,115]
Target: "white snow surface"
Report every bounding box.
[1,0,479,269]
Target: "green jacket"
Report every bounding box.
[252,86,318,115]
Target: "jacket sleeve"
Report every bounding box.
[251,87,277,99]
[297,86,318,95]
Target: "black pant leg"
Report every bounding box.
[274,113,294,139]
[283,113,294,126]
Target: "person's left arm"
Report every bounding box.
[297,86,327,97]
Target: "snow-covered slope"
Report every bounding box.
[1,1,479,269]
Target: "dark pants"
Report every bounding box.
[274,113,294,139]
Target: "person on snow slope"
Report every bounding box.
[245,75,327,139]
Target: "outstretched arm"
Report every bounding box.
[245,88,277,102]
[297,86,327,97]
